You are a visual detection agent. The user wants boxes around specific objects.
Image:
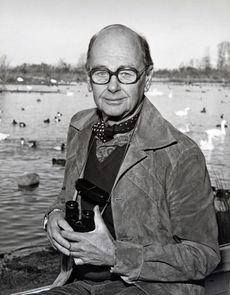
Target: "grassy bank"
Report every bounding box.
[0,245,60,295]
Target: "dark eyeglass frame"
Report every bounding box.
[88,65,149,85]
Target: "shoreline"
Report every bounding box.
[0,244,60,295]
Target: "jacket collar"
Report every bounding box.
[70,97,177,151]
[133,97,177,150]
[68,97,177,186]
[70,109,98,131]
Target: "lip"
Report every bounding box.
[103,97,126,104]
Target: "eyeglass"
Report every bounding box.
[88,66,148,85]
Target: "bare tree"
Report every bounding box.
[77,53,86,69]
[217,41,230,70]
[201,47,211,71]
[0,55,10,83]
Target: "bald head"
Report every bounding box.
[86,24,153,71]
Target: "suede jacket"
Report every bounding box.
[48,97,220,295]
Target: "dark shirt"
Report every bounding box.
[75,134,127,281]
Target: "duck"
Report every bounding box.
[216,122,228,128]
[19,122,26,127]
[0,133,9,140]
[12,119,18,125]
[52,158,66,166]
[175,107,190,116]
[20,138,37,148]
[43,118,50,123]
[53,143,66,151]
[54,116,61,123]
[206,119,227,137]
[28,140,37,148]
[199,134,214,151]
[200,107,206,113]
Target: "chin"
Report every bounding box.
[101,106,127,119]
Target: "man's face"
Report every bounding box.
[87,29,150,120]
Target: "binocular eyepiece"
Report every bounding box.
[65,200,95,232]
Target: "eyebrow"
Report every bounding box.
[91,64,138,69]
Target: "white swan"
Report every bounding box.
[17,76,24,82]
[168,90,173,99]
[175,107,190,116]
[206,119,227,137]
[0,133,9,140]
[147,88,164,96]
[178,123,190,133]
[199,134,214,151]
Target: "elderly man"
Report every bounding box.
[43,24,220,295]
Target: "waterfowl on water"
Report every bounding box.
[28,140,37,148]
[52,158,66,166]
[20,138,36,148]
[178,123,190,134]
[199,134,214,151]
[19,122,26,127]
[175,107,190,116]
[43,118,50,123]
[53,143,65,151]
[0,133,9,140]
[54,116,61,122]
[200,107,206,113]
[206,119,227,137]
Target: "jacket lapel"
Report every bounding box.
[69,109,98,177]
[113,97,177,187]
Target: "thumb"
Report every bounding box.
[93,205,105,230]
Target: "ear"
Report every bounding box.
[144,65,154,92]
[87,76,93,92]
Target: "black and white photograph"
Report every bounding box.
[0,0,230,294]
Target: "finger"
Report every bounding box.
[58,219,74,232]
[52,239,70,256]
[52,230,71,250]
[94,205,105,230]
[74,258,84,265]
[61,230,83,241]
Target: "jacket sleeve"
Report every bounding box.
[45,124,75,216]
[111,147,221,282]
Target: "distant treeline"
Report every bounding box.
[0,63,230,85]
[1,41,230,85]
[0,63,88,85]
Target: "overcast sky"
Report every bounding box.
[1,0,230,69]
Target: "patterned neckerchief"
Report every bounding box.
[95,132,132,162]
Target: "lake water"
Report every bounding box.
[0,82,230,253]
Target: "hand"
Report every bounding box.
[61,206,115,266]
[47,210,73,256]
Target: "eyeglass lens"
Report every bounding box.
[91,68,138,84]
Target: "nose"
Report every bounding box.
[107,75,121,93]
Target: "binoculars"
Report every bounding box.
[65,200,95,232]
[65,178,109,232]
